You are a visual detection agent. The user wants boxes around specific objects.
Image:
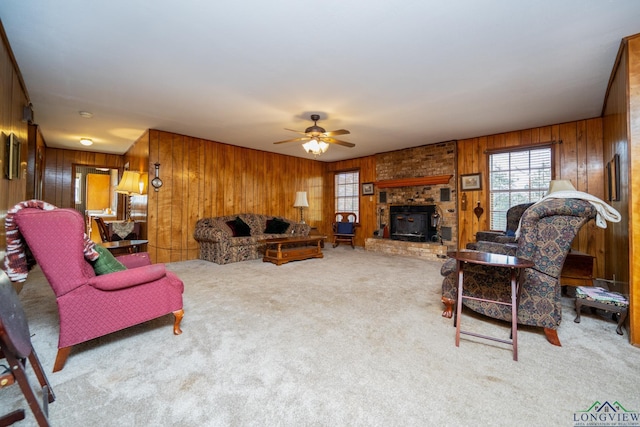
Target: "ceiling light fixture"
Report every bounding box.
[80,138,93,146]
[79,111,93,119]
[302,137,329,156]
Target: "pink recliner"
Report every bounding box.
[11,207,184,372]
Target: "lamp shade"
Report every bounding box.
[547,179,576,195]
[115,171,141,195]
[139,172,148,195]
[293,191,309,208]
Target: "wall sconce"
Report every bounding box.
[151,163,163,191]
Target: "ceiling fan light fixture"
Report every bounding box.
[302,138,329,156]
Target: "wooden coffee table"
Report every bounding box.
[260,236,326,266]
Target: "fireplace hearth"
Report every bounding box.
[389,205,437,243]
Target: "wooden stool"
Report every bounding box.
[574,286,629,335]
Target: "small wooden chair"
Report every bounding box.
[332,212,358,248]
[0,271,55,426]
[93,217,110,243]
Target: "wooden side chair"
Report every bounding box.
[332,212,358,248]
[0,271,55,426]
[93,216,110,243]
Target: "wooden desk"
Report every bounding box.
[260,236,326,266]
[448,250,534,361]
[100,239,148,254]
[561,250,594,287]
[105,221,141,241]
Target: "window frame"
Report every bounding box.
[487,144,554,231]
[334,170,360,221]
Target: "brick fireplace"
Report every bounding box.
[364,140,457,260]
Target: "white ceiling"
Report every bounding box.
[1,1,640,162]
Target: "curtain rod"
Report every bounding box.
[483,140,562,155]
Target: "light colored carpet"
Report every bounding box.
[1,247,639,426]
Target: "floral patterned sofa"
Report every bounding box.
[193,213,310,265]
[441,198,597,346]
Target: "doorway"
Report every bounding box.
[72,165,120,241]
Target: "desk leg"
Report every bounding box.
[455,260,464,348]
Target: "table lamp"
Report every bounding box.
[116,171,140,221]
[293,191,309,224]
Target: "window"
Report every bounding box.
[489,147,552,230]
[335,171,359,219]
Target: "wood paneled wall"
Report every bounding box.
[142,129,327,263]
[629,35,640,346]
[603,40,631,291]
[0,23,29,257]
[26,124,46,200]
[457,118,606,278]
[42,148,124,208]
[604,34,640,345]
[325,156,377,247]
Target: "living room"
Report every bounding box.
[1,3,640,424]
[1,1,639,341]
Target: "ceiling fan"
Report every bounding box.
[273,114,354,155]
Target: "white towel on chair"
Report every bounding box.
[515,191,621,238]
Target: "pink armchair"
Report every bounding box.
[11,207,184,372]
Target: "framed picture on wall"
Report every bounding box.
[362,182,375,195]
[608,154,620,202]
[460,173,481,191]
[5,133,21,180]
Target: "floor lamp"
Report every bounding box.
[115,171,140,221]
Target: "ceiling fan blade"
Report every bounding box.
[323,129,350,137]
[322,137,355,148]
[284,128,308,135]
[273,137,310,145]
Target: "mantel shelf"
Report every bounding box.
[374,175,453,189]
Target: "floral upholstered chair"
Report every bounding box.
[441,198,596,346]
[471,202,534,246]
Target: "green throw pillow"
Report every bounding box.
[91,245,127,275]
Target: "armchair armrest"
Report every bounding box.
[440,258,457,276]
[116,252,151,269]
[475,231,504,242]
[88,264,167,291]
[474,241,517,256]
[193,224,228,242]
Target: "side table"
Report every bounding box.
[308,226,324,248]
[100,239,148,254]
[561,250,595,288]
[447,250,534,361]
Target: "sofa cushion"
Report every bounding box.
[264,218,290,234]
[226,217,251,237]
